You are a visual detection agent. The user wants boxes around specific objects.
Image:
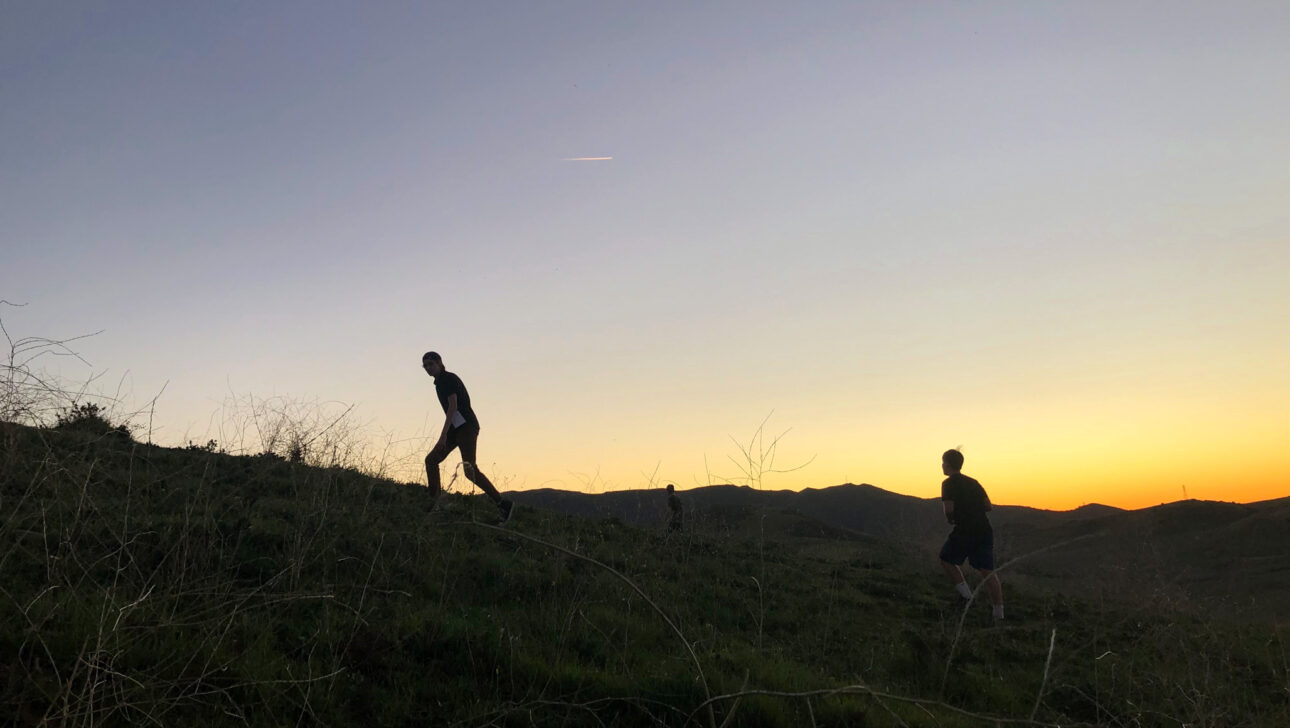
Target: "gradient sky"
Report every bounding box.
[4,2,1288,510]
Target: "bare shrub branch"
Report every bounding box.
[0,303,107,427]
[710,411,815,490]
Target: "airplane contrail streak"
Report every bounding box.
[564,156,613,161]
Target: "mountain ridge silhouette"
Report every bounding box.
[510,482,1290,621]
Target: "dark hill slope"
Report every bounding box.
[1001,496,1290,618]
[512,483,1115,545]
[2,422,1287,727]
[514,483,1290,620]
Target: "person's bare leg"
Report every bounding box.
[942,560,965,585]
[976,568,1003,607]
[942,561,972,599]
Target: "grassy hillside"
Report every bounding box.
[2,421,1288,726]
[999,496,1290,620]
[517,483,1290,623]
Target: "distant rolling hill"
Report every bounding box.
[511,483,1290,620]
[1000,494,1290,619]
[508,482,1116,550]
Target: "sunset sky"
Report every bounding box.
[3,2,1287,511]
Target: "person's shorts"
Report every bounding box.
[939,528,995,571]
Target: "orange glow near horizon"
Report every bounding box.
[490,454,1286,513]
[471,374,1289,513]
[474,424,1286,513]
[464,453,1284,513]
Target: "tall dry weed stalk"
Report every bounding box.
[709,411,814,491]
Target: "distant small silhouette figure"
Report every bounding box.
[938,449,1004,620]
[422,351,513,524]
[666,483,683,532]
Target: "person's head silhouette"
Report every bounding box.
[942,449,964,475]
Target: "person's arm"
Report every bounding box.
[943,499,956,525]
[437,393,458,447]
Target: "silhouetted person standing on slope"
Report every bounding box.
[665,483,683,532]
[938,449,1004,620]
[422,351,513,524]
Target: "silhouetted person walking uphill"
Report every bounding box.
[422,351,513,524]
[938,449,1004,620]
[665,483,683,532]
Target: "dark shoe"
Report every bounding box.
[498,499,514,524]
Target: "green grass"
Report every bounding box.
[2,421,1287,726]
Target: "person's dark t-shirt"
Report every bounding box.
[942,473,991,535]
[434,371,480,429]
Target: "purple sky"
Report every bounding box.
[4,2,1288,508]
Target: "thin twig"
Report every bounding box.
[1031,629,1057,721]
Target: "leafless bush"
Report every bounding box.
[207,392,362,466]
[0,301,107,427]
[205,392,431,480]
[707,411,815,490]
